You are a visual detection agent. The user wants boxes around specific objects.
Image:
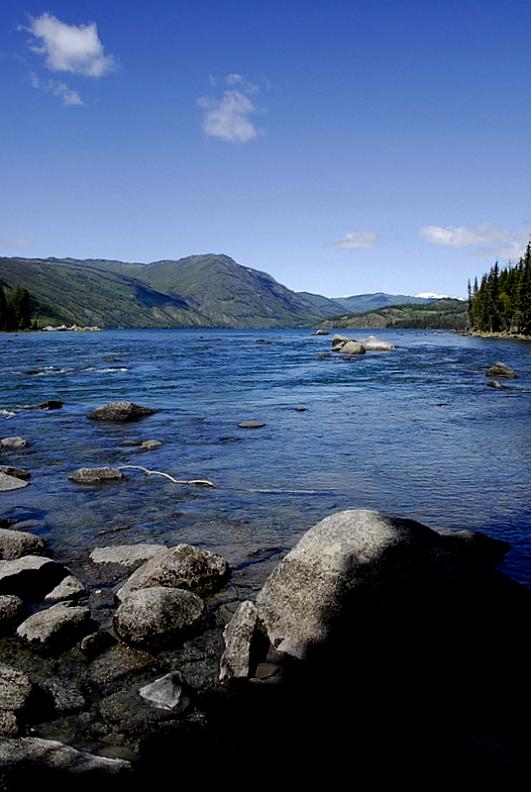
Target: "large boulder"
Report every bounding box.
[90,543,166,571]
[69,467,124,485]
[116,544,229,601]
[486,362,518,379]
[0,556,68,599]
[17,605,91,652]
[358,335,395,351]
[0,473,29,492]
[88,401,156,421]
[113,586,204,646]
[340,341,366,355]
[0,528,45,560]
[223,509,511,664]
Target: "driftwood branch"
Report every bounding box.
[117,465,217,488]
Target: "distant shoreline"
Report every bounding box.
[458,330,531,342]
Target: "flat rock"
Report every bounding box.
[0,466,31,481]
[0,437,29,450]
[44,575,85,602]
[0,473,29,492]
[0,737,131,775]
[358,335,396,351]
[116,544,229,601]
[238,421,266,429]
[88,401,156,421]
[0,528,45,560]
[0,666,33,711]
[0,595,24,629]
[139,671,187,711]
[69,466,124,484]
[90,543,166,571]
[486,362,518,379]
[220,600,259,681]
[340,341,366,355]
[113,586,204,646]
[138,439,163,451]
[0,556,67,598]
[17,604,91,652]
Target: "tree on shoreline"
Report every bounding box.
[469,243,531,335]
[0,284,33,331]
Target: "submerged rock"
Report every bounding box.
[88,401,156,421]
[0,437,29,451]
[238,421,266,429]
[0,528,45,561]
[25,400,64,410]
[486,362,518,379]
[0,556,67,599]
[17,604,91,652]
[0,473,29,492]
[44,575,85,602]
[113,586,204,646]
[90,543,165,571]
[487,379,505,389]
[116,544,229,601]
[69,467,124,485]
[139,671,187,711]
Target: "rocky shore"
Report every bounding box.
[1,400,530,785]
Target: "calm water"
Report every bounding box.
[1,328,530,587]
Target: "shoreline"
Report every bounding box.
[457,330,531,342]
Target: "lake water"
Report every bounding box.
[1,328,530,588]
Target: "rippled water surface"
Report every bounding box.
[1,328,530,586]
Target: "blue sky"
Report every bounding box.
[1,0,530,297]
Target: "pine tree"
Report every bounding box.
[0,285,7,331]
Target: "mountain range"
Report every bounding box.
[0,254,449,329]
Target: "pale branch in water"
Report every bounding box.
[117,465,217,488]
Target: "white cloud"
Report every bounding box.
[0,238,33,249]
[25,13,117,77]
[331,231,378,250]
[419,223,529,261]
[30,73,83,106]
[197,90,258,143]
[419,224,513,247]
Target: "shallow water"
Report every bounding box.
[1,328,530,587]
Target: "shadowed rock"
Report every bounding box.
[113,586,204,646]
[0,556,68,599]
[0,466,30,481]
[17,605,91,653]
[0,595,24,630]
[0,737,131,777]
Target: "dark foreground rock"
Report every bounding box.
[0,556,67,598]
[0,737,131,778]
[0,528,45,560]
[486,361,518,378]
[113,586,204,646]
[116,544,229,601]
[88,402,156,421]
[0,595,24,629]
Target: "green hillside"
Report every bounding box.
[318,299,469,330]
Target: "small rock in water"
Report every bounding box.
[0,528,45,560]
[256,339,273,344]
[138,439,163,451]
[0,437,29,450]
[486,362,518,379]
[238,420,266,429]
[88,401,156,421]
[293,405,307,412]
[44,575,85,602]
[69,467,124,485]
[90,543,166,571]
[139,671,187,711]
[319,352,333,360]
[113,586,204,646]
[314,329,330,335]
[0,473,29,492]
[25,400,64,410]
[487,380,505,389]
[17,604,91,652]
[0,466,30,481]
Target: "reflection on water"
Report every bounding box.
[1,328,530,586]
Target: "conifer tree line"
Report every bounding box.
[468,243,531,335]
[0,284,33,331]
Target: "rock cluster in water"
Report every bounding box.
[331,334,396,354]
